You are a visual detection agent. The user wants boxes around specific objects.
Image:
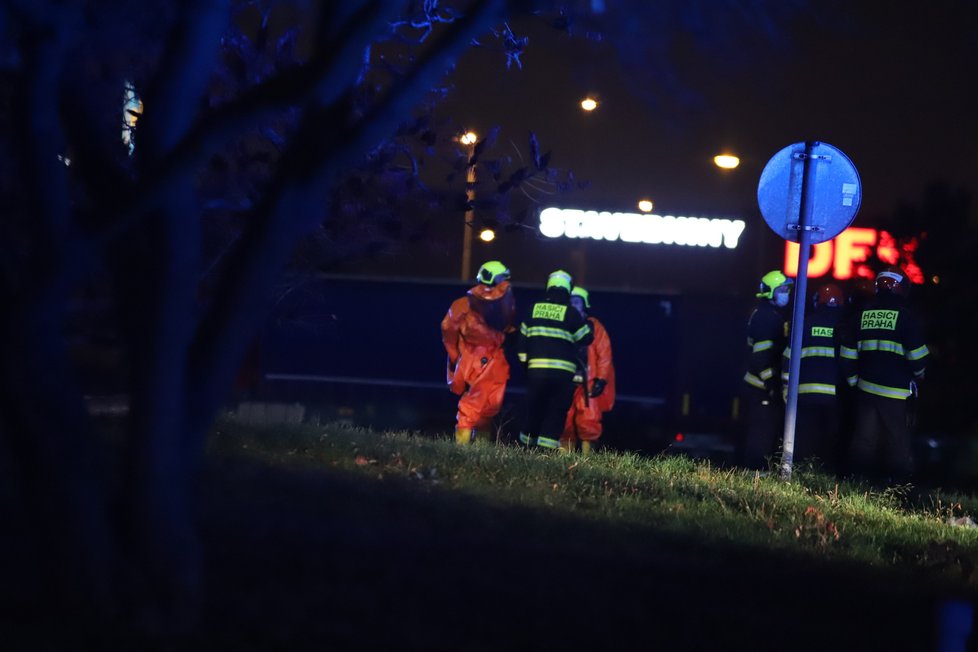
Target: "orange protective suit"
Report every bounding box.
[561,317,615,448]
[441,281,516,440]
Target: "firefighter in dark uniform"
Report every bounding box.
[518,270,594,450]
[741,270,792,470]
[843,267,929,482]
[836,277,878,461]
[781,283,849,469]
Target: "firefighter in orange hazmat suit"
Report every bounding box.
[560,287,615,454]
[441,261,516,444]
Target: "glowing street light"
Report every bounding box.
[637,199,654,213]
[713,154,740,169]
[459,131,478,146]
[580,97,598,112]
[479,228,496,243]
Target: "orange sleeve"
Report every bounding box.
[441,296,467,362]
[591,319,614,381]
[590,319,615,410]
[501,287,517,334]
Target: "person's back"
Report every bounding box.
[443,283,514,354]
[518,271,593,449]
[853,292,927,400]
[521,291,591,378]
[845,267,929,480]
[783,284,846,466]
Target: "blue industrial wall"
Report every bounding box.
[255,275,742,452]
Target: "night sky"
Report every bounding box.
[339,3,978,296]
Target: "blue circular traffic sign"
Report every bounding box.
[757,141,862,244]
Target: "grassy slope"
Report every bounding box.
[196,419,978,650]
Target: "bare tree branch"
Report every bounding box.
[183,0,514,439]
[140,0,231,158]
[91,0,394,252]
[3,3,116,623]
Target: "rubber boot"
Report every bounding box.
[455,427,474,445]
[473,429,493,444]
[581,440,593,455]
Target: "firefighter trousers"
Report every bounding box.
[848,392,913,481]
[793,397,840,469]
[523,374,576,444]
[740,388,783,471]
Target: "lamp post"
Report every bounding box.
[459,131,478,281]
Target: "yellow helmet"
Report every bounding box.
[476,260,510,286]
[756,270,791,299]
[546,269,572,292]
[571,286,590,309]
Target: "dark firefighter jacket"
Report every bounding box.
[781,307,849,400]
[841,294,929,400]
[744,300,788,393]
[518,290,594,378]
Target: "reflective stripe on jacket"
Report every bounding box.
[848,296,928,400]
[519,290,593,377]
[744,301,787,391]
[781,308,847,398]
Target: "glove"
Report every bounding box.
[590,378,607,398]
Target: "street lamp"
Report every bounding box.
[580,96,598,112]
[459,131,478,280]
[637,199,654,212]
[479,228,495,242]
[713,154,740,169]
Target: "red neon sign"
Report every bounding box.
[783,227,923,284]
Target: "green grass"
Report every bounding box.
[209,416,978,589]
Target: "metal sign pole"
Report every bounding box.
[757,139,861,481]
[781,142,818,479]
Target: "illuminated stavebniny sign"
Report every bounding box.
[539,207,746,249]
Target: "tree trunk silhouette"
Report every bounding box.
[2,0,515,641]
[1,8,115,632]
